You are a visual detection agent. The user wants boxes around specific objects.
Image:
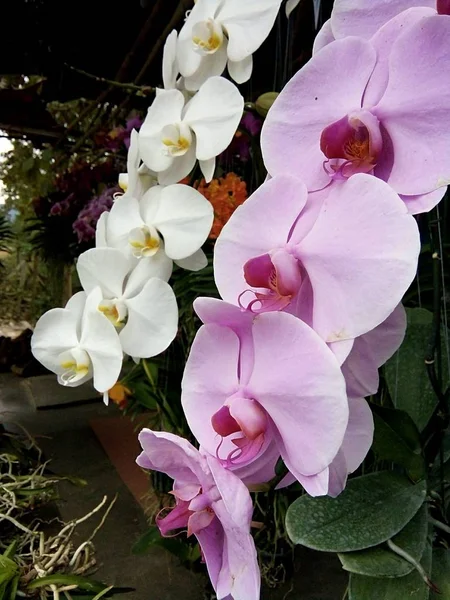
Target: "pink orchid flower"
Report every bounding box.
[214,174,419,344]
[182,300,349,496]
[262,14,450,213]
[314,0,449,53]
[136,429,260,600]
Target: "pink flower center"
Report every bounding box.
[211,396,268,468]
[157,488,215,538]
[437,0,450,14]
[320,110,383,179]
[239,249,302,314]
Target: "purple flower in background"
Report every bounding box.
[73,186,118,244]
[219,112,262,164]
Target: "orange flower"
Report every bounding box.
[108,382,132,409]
[196,173,248,239]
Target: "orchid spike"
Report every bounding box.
[137,429,260,599]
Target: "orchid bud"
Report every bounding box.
[255,92,279,117]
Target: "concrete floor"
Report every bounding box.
[1,373,348,600]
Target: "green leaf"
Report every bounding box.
[339,505,428,578]
[132,528,192,562]
[385,308,449,431]
[430,549,450,598]
[0,557,18,586]
[349,540,432,600]
[27,575,106,592]
[286,472,427,552]
[371,405,426,479]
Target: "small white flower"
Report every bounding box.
[178,0,283,90]
[31,289,123,401]
[77,248,178,359]
[139,76,244,185]
[97,183,213,272]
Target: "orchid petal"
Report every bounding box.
[218,0,283,62]
[199,157,216,183]
[401,188,447,216]
[214,176,308,306]
[183,44,228,92]
[374,16,450,195]
[312,19,335,54]
[144,184,213,260]
[327,450,348,498]
[297,175,420,341]
[105,195,144,253]
[248,312,348,477]
[120,279,178,358]
[261,37,376,189]
[174,249,208,272]
[77,248,132,299]
[183,77,244,162]
[157,144,197,186]
[286,0,300,18]
[95,212,108,247]
[80,288,123,393]
[124,251,173,298]
[182,324,240,457]
[227,55,253,85]
[163,30,179,90]
[342,397,374,474]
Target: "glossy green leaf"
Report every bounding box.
[349,540,432,600]
[286,472,427,552]
[0,557,18,586]
[371,405,425,479]
[339,505,428,577]
[27,575,106,592]
[385,308,449,431]
[430,549,450,598]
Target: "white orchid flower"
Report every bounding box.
[163,30,181,90]
[139,76,244,185]
[76,248,178,359]
[31,289,123,402]
[118,129,157,199]
[97,183,213,272]
[177,0,283,90]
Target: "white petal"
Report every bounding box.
[218,0,283,62]
[124,251,173,299]
[139,134,174,173]
[183,43,228,91]
[286,0,300,17]
[77,248,133,298]
[199,157,216,183]
[177,0,223,76]
[120,279,178,358]
[150,184,213,260]
[31,307,81,375]
[126,130,141,195]
[140,89,185,138]
[174,249,208,271]
[80,288,123,393]
[163,30,179,89]
[156,144,197,186]
[227,54,253,84]
[183,77,244,161]
[95,212,109,247]
[106,196,144,252]
[65,291,87,339]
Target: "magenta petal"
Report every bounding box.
[271,250,302,296]
[196,519,225,593]
[342,397,374,474]
[401,187,447,216]
[342,304,406,398]
[182,325,240,457]
[188,509,215,536]
[193,298,255,384]
[248,312,348,477]
[297,175,419,341]
[438,0,450,14]
[212,405,241,437]
[374,16,450,195]
[157,501,191,536]
[364,7,436,108]
[137,429,206,486]
[214,176,308,307]
[243,254,273,289]
[261,37,376,189]
[228,397,267,440]
[313,18,335,54]
[331,0,435,41]
[232,440,279,485]
[327,449,348,498]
